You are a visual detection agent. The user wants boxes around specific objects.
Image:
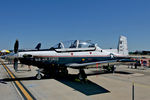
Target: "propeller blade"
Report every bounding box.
[14,40,19,53]
[14,58,18,72]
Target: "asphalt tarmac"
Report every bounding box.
[0,60,150,100]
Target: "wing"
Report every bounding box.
[66,60,118,68]
[66,59,136,69]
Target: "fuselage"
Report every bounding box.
[18,47,125,66]
[4,40,129,67]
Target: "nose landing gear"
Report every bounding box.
[35,69,43,80]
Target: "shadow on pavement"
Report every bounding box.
[87,70,133,76]
[1,74,110,96]
[0,76,38,82]
[0,79,7,84]
[56,74,110,96]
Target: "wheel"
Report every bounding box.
[36,73,42,80]
[78,69,87,81]
[78,73,83,80]
[111,66,115,72]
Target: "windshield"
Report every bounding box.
[78,40,95,48]
[51,40,95,49]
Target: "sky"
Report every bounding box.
[0,0,150,51]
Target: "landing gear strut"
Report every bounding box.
[78,69,87,81]
[35,69,43,80]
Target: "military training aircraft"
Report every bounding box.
[6,36,133,81]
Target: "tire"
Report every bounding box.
[78,73,83,80]
[36,74,42,80]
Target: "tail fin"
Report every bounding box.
[118,36,128,56]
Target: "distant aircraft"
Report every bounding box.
[6,36,134,81]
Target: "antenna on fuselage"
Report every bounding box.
[35,43,41,50]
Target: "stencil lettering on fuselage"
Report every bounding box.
[49,57,59,61]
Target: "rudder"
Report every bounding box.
[118,36,128,56]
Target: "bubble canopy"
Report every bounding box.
[51,40,96,49]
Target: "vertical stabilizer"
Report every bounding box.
[118,36,128,56]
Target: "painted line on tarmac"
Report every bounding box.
[0,60,36,100]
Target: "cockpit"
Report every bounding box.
[51,40,96,50]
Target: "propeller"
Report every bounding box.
[14,40,19,72]
[14,40,19,53]
[14,58,18,71]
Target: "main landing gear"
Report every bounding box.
[78,69,87,81]
[103,65,116,73]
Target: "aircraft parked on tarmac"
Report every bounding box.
[0,49,11,56]
[6,36,133,81]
